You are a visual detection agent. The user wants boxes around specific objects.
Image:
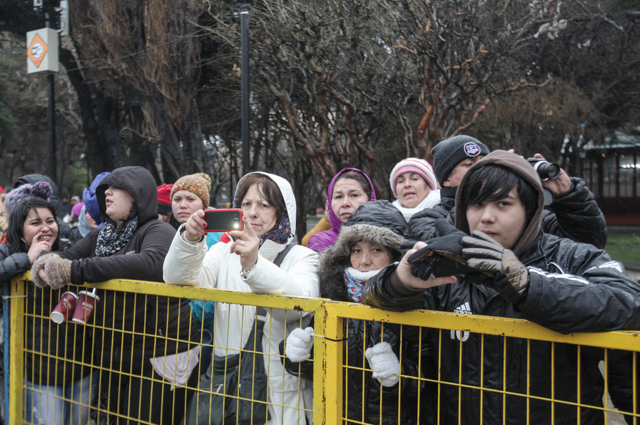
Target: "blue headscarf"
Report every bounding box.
[83,172,110,227]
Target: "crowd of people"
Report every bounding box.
[0,134,638,425]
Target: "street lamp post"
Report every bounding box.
[241,3,250,176]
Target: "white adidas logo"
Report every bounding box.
[454,301,472,315]
[451,302,472,342]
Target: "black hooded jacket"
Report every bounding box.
[284,201,427,425]
[362,151,640,425]
[409,176,608,249]
[13,174,82,243]
[57,166,197,370]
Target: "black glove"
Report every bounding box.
[405,219,470,280]
[461,231,529,304]
[400,240,437,280]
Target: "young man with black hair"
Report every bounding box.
[362,150,640,424]
[410,135,608,249]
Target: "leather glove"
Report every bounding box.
[461,231,529,304]
[285,327,314,363]
[405,219,470,280]
[365,342,400,387]
[31,254,72,290]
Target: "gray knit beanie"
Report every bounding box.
[431,135,490,186]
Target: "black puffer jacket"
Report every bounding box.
[607,350,640,424]
[57,166,197,371]
[287,201,428,424]
[363,153,640,425]
[13,174,82,243]
[0,245,91,386]
[409,177,607,248]
[363,233,640,425]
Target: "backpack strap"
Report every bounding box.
[273,241,296,268]
[256,241,296,319]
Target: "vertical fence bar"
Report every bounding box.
[2,282,10,424]
[320,303,343,424]
[8,277,25,425]
[312,304,326,424]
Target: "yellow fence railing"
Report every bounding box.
[8,273,640,425]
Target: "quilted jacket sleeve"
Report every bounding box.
[542,177,607,249]
[0,246,31,282]
[520,238,640,333]
[408,204,452,242]
[361,265,427,312]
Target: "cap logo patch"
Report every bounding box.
[464,142,481,157]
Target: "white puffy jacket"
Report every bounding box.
[163,172,319,425]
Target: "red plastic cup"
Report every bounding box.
[50,292,78,324]
[72,290,100,324]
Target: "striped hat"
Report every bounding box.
[170,173,212,208]
[389,158,438,198]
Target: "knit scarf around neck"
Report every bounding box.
[257,212,291,247]
[343,267,382,303]
[392,189,441,221]
[94,217,138,257]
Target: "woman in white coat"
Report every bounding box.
[163,172,319,425]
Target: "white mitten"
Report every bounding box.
[365,342,400,387]
[285,327,314,363]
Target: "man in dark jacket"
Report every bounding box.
[362,151,640,424]
[13,174,82,244]
[410,135,608,249]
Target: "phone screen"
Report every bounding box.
[202,209,244,233]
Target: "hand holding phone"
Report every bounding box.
[202,209,244,233]
[227,215,260,272]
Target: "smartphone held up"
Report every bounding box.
[203,209,244,233]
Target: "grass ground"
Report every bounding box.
[606,231,640,264]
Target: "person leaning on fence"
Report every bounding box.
[13,174,82,244]
[168,172,220,369]
[2,194,95,425]
[163,172,319,425]
[409,135,608,248]
[361,150,640,424]
[306,168,376,253]
[284,200,433,425]
[32,166,199,425]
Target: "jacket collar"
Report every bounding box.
[259,238,288,262]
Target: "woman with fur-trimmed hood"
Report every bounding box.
[285,200,428,425]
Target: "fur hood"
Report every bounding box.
[318,200,408,302]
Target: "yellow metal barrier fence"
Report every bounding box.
[8,274,640,425]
